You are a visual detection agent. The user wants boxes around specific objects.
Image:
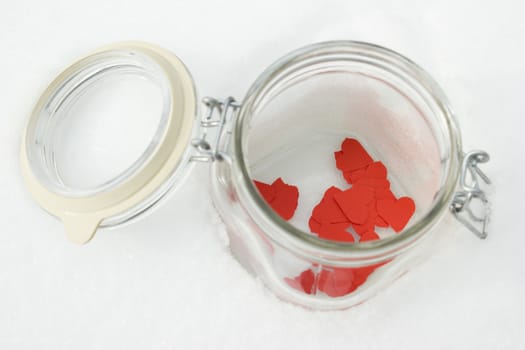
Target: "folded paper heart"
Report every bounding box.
[253,178,299,220]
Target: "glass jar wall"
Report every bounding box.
[210,41,462,310]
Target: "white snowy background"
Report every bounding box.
[0,0,523,349]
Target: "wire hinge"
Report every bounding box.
[450,150,491,239]
[191,96,240,163]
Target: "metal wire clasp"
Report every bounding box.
[450,150,491,239]
[191,96,240,162]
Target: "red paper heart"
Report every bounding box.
[271,178,289,193]
[352,221,375,235]
[360,230,380,242]
[271,194,298,221]
[376,197,416,232]
[298,269,316,294]
[334,138,374,172]
[341,138,374,165]
[334,151,348,171]
[363,161,387,179]
[311,187,348,223]
[376,188,396,200]
[286,269,316,294]
[334,186,374,224]
[284,276,303,292]
[375,215,389,227]
[343,167,366,184]
[352,260,389,289]
[254,178,299,221]
[285,269,316,294]
[287,260,390,297]
[353,178,390,189]
[254,180,276,203]
[337,186,375,205]
[318,267,355,297]
[308,217,322,233]
[351,202,378,235]
[318,223,354,242]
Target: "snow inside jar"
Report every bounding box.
[21,41,491,310]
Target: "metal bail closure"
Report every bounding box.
[450,150,491,239]
[191,96,240,163]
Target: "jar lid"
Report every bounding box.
[20,42,197,243]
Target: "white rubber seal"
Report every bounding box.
[20,42,196,243]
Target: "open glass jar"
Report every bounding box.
[20,41,491,310]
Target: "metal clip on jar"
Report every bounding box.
[20,41,491,310]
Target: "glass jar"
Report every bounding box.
[20,41,491,310]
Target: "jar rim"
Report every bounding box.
[232,40,462,261]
